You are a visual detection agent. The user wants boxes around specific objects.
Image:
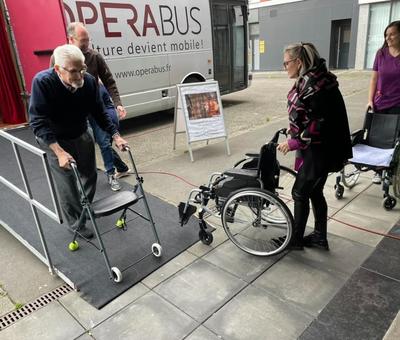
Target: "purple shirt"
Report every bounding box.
[373,47,400,111]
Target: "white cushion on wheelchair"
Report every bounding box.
[349,144,394,167]
[91,191,138,217]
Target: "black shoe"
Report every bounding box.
[72,226,94,239]
[303,232,329,250]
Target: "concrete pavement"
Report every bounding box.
[1,70,399,339]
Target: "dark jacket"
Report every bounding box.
[50,49,122,107]
[29,68,118,145]
[287,59,352,175]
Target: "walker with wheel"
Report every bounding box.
[69,146,162,283]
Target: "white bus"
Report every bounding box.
[63,0,250,118]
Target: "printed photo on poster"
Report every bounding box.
[178,82,227,143]
[185,92,220,120]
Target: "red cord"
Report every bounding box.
[140,172,400,241]
[328,216,400,241]
[139,171,198,187]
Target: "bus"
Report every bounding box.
[1,0,250,123]
[63,0,251,118]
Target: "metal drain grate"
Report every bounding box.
[0,284,73,331]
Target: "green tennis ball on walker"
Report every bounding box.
[69,241,79,251]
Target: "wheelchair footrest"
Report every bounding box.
[178,202,197,226]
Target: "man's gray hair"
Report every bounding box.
[66,22,85,38]
[53,44,84,67]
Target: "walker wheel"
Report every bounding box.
[151,243,162,257]
[111,267,123,283]
[383,196,397,210]
[115,218,126,229]
[335,184,344,199]
[199,230,213,245]
[68,241,79,251]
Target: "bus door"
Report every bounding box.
[211,1,247,94]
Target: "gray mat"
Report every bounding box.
[0,127,202,309]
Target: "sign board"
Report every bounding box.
[173,81,230,161]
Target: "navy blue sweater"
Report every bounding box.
[29,68,118,145]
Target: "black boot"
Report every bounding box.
[303,231,329,250]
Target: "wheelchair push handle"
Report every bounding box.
[269,128,288,145]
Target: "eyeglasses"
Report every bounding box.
[283,59,296,69]
[60,65,87,75]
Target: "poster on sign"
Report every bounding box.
[173,81,230,161]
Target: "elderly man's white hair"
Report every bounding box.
[53,44,84,67]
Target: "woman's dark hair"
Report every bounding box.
[380,20,400,50]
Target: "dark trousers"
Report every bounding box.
[37,131,97,229]
[291,171,328,243]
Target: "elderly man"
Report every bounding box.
[29,44,127,239]
[66,21,132,184]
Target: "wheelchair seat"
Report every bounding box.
[221,143,280,193]
[350,111,400,169]
[91,190,138,217]
[350,144,394,167]
[335,110,400,210]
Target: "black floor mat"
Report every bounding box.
[0,127,202,309]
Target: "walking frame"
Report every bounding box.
[69,146,162,283]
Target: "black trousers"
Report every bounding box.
[291,170,329,243]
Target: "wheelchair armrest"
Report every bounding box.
[245,153,260,158]
[233,153,259,168]
[351,129,366,145]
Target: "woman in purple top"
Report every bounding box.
[368,20,400,183]
[277,42,352,250]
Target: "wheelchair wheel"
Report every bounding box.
[383,196,397,210]
[276,166,296,196]
[341,164,360,188]
[221,188,293,256]
[393,157,400,198]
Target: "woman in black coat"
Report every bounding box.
[277,42,352,250]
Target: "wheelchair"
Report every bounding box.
[179,128,297,256]
[334,110,400,210]
[69,146,162,283]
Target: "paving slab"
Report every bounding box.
[384,311,400,340]
[0,296,14,316]
[91,291,198,340]
[205,284,313,340]
[327,209,390,247]
[185,326,221,340]
[142,251,198,289]
[362,234,400,282]
[253,253,348,316]
[341,190,400,224]
[186,226,229,258]
[291,233,374,276]
[75,334,93,340]
[203,239,286,282]
[59,283,149,330]
[153,258,247,322]
[0,301,85,340]
[0,227,63,305]
[300,268,400,340]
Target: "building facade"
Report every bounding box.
[356,0,400,69]
[249,0,400,71]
